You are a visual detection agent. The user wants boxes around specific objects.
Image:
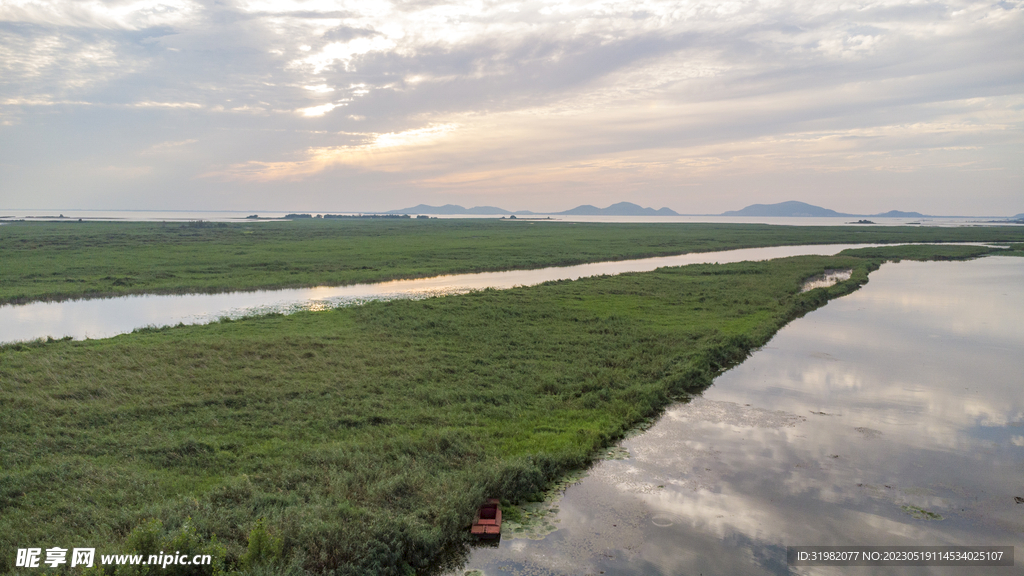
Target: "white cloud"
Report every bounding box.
[208,123,459,180]
[2,0,1022,212]
[292,36,397,73]
[0,0,200,29]
[132,101,203,108]
[299,102,344,116]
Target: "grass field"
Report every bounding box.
[3,219,1023,305]
[1,242,999,576]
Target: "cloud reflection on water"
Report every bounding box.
[456,256,1024,576]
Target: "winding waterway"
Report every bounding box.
[1,243,878,344]
[452,256,1024,576]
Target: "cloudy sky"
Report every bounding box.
[1,0,1021,214]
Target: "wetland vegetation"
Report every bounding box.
[2,219,1023,305]
[1,221,1020,575]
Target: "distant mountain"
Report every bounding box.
[1012,213,1024,220]
[555,202,679,216]
[463,206,521,215]
[872,210,926,218]
[386,200,951,218]
[387,201,678,216]
[387,204,518,215]
[721,201,851,217]
[720,202,937,218]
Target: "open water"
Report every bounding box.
[452,256,1024,576]
[1,209,1018,227]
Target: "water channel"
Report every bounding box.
[1,243,879,344]
[451,256,1024,576]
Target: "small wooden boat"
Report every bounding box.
[470,498,502,539]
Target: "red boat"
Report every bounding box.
[470,498,502,539]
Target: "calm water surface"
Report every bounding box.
[2,209,1019,226]
[453,256,1024,576]
[0,244,876,344]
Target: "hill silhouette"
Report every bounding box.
[387,202,678,216]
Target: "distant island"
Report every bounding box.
[721,201,848,218]
[387,204,516,215]
[384,200,1019,219]
[720,201,928,218]
[386,201,679,216]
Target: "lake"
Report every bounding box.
[451,256,1024,576]
[1,209,1018,227]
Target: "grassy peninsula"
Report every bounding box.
[3,219,1023,305]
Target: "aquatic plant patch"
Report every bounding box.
[901,505,944,521]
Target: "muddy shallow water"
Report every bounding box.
[452,256,1024,576]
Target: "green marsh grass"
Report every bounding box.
[0,244,1006,575]
[3,219,1023,305]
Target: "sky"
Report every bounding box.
[1,0,1021,215]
